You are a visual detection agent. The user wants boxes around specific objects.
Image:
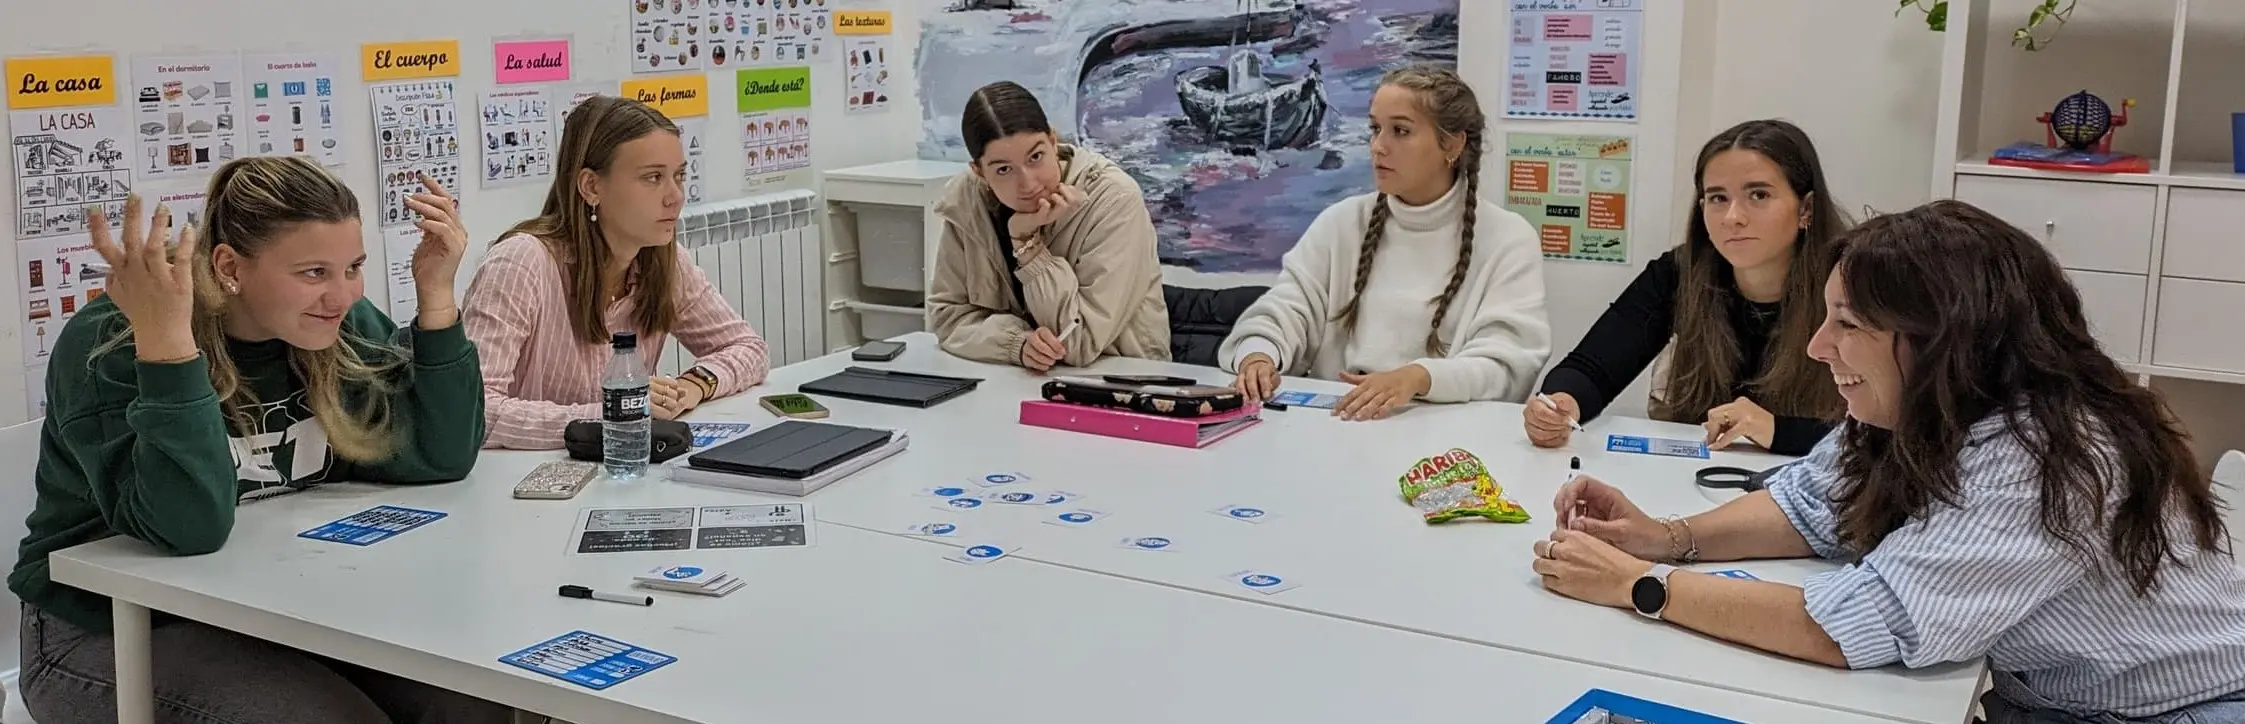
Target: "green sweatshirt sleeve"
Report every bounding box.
[47,304,242,556]
[334,300,486,483]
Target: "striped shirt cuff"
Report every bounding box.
[1802,565,1911,670]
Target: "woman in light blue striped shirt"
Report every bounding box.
[1533,199,2245,723]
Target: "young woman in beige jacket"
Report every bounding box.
[927,80,1171,370]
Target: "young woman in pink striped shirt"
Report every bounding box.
[463,96,770,449]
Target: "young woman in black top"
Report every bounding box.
[1525,120,1849,455]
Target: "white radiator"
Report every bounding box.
[661,189,825,376]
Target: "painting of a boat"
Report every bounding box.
[1175,51,1327,151]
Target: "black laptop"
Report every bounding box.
[796,367,983,408]
[685,420,893,480]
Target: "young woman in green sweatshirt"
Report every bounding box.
[8,156,505,723]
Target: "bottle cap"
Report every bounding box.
[611,331,638,350]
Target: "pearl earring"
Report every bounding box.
[589,204,600,223]
[223,280,239,294]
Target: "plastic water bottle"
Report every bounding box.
[602,332,651,480]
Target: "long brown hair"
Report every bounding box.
[1829,200,2225,595]
[1655,119,1850,425]
[502,95,682,345]
[100,156,406,461]
[1333,64,1484,357]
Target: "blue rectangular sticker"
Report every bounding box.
[1269,390,1341,409]
[1708,569,1760,581]
[1606,435,1710,459]
[297,505,447,546]
[1546,688,1744,724]
[499,630,676,691]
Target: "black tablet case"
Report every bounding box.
[796,367,982,408]
[685,420,893,479]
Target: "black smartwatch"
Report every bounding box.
[1632,564,1677,620]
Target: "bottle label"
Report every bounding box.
[604,386,649,422]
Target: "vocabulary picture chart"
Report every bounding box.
[129,54,245,180]
[570,504,814,554]
[242,52,345,167]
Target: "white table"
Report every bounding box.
[729,334,1984,723]
[51,454,1897,724]
[48,332,1979,724]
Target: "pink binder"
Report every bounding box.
[1018,400,1262,449]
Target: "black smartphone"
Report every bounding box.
[1103,374,1198,386]
[852,339,906,361]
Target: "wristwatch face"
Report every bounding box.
[1632,575,1667,616]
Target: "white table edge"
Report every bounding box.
[48,553,686,724]
[814,518,1961,724]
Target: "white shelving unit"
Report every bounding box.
[820,159,969,347]
[1931,0,2245,388]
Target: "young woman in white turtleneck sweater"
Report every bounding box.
[1220,65,1551,421]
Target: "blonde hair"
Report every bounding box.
[503,95,683,345]
[1333,64,1486,357]
[102,155,405,461]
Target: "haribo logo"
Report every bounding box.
[660,566,703,580]
[1241,574,1282,588]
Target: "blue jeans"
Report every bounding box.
[1984,670,2245,724]
[18,603,511,724]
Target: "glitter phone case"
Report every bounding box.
[513,460,602,500]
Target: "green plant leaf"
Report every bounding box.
[1927,1,1948,31]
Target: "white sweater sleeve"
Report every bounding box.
[1217,203,1352,373]
[1410,207,1552,403]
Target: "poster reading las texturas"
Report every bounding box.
[1503,132,1632,265]
[1506,0,1641,120]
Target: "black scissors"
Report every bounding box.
[1695,462,1792,493]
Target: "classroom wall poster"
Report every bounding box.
[679,116,709,203]
[1503,132,1632,264]
[715,0,833,69]
[842,37,890,114]
[12,106,132,241]
[737,66,811,179]
[242,53,345,167]
[14,190,206,390]
[1505,0,1640,121]
[369,80,463,321]
[478,88,556,188]
[633,0,709,74]
[129,54,244,181]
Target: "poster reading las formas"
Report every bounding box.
[1504,132,1632,264]
[1507,0,1641,120]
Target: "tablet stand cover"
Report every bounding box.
[797,367,982,408]
[686,420,893,479]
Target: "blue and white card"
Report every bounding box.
[1222,569,1301,595]
[1118,535,1177,552]
[902,522,961,537]
[1210,504,1275,524]
[1269,390,1341,409]
[1042,509,1110,527]
[686,422,755,448]
[946,542,1017,565]
[973,471,1033,488]
[298,505,446,546]
[1546,688,1742,724]
[1708,569,1760,581]
[498,630,675,691]
[1606,435,1710,459]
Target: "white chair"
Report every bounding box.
[0,418,46,724]
[2216,450,2244,558]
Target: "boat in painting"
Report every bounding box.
[1175,48,1327,151]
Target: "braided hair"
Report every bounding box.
[1333,65,1486,357]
